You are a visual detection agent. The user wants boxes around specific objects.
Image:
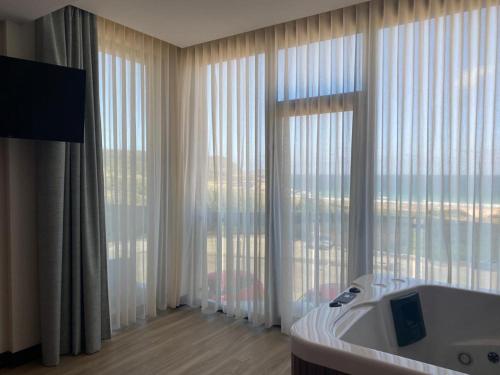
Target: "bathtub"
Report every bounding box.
[291,274,500,375]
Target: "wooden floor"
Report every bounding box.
[3,307,291,375]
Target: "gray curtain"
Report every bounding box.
[35,6,110,366]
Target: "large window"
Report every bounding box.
[103,0,500,334]
[98,18,175,329]
[373,6,500,291]
[275,28,364,325]
[99,50,150,328]
[204,53,266,318]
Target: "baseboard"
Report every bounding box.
[0,345,41,368]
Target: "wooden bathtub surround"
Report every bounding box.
[292,354,349,375]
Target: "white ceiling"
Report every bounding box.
[1,0,366,47]
[0,0,74,22]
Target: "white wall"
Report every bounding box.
[0,19,40,354]
[5,20,35,60]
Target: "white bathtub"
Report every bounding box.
[291,275,500,375]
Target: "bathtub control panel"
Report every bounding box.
[329,291,358,307]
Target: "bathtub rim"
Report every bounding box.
[289,274,495,375]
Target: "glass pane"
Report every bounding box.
[206,53,266,315]
[287,111,352,318]
[277,34,363,101]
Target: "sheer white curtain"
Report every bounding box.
[371,0,500,291]
[178,0,500,331]
[98,18,180,330]
[179,6,370,330]
[179,34,268,323]
[271,5,369,331]
[97,0,500,332]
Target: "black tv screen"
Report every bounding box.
[0,55,85,143]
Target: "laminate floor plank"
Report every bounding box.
[2,307,291,375]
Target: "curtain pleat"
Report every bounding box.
[374,1,500,290]
[97,18,180,330]
[179,32,268,323]
[372,0,500,292]
[271,4,369,331]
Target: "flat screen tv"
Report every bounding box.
[0,55,85,143]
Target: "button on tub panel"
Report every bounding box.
[329,289,360,307]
